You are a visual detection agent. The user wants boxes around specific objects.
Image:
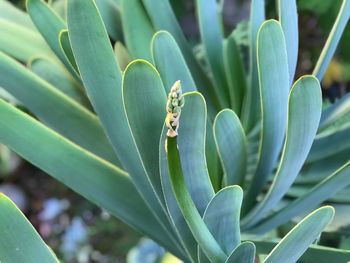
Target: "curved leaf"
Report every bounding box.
[123,60,166,205]
[244,20,289,211]
[26,0,78,78]
[242,76,322,228]
[313,0,350,80]
[121,0,154,61]
[0,194,58,263]
[0,99,174,250]
[214,109,247,186]
[241,0,265,130]
[166,136,226,263]
[67,0,180,253]
[263,206,334,263]
[224,35,246,115]
[196,0,229,108]
[225,242,256,263]
[278,0,298,85]
[251,161,350,234]
[199,186,243,263]
[254,240,350,262]
[0,52,120,166]
[142,0,219,111]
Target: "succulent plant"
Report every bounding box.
[0,0,350,262]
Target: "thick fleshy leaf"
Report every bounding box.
[244,20,289,211]
[254,240,350,263]
[196,0,229,108]
[313,0,350,80]
[26,0,77,78]
[67,0,179,252]
[151,31,220,188]
[29,57,87,106]
[0,194,58,263]
[0,99,175,251]
[151,31,196,94]
[0,18,52,62]
[59,29,79,75]
[263,206,334,263]
[251,161,350,234]
[123,60,166,205]
[308,125,350,162]
[121,0,154,61]
[278,0,298,85]
[242,76,322,228]
[176,92,215,214]
[0,52,120,166]
[225,242,256,263]
[142,0,220,111]
[199,186,243,263]
[214,109,247,186]
[166,136,226,263]
[224,35,246,115]
[241,0,265,130]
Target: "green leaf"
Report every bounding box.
[67,0,179,252]
[142,0,220,112]
[198,186,243,263]
[0,51,120,166]
[166,135,226,263]
[0,18,52,62]
[59,29,79,75]
[263,206,334,263]
[123,60,166,206]
[251,161,350,234]
[313,0,350,80]
[26,0,78,78]
[319,92,350,131]
[308,125,350,162]
[214,109,247,186]
[176,92,215,214]
[278,0,298,85]
[225,242,256,263]
[244,20,290,211]
[0,194,58,263]
[241,0,265,130]
[254,240,350,263]
[224,35,247,115]
[151,31,220,188]
[95,0,123,41]
[242,76,322,228]
[196,0,229,108]
[159,92,218,260]
[29,57,87,106]
[0,99,175,252]
[152,31,196,94]
[121,0,154,61]
[0,0,35,29]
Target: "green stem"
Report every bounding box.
[166,136,227,263]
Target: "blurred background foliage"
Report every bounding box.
[1,0,350,262]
